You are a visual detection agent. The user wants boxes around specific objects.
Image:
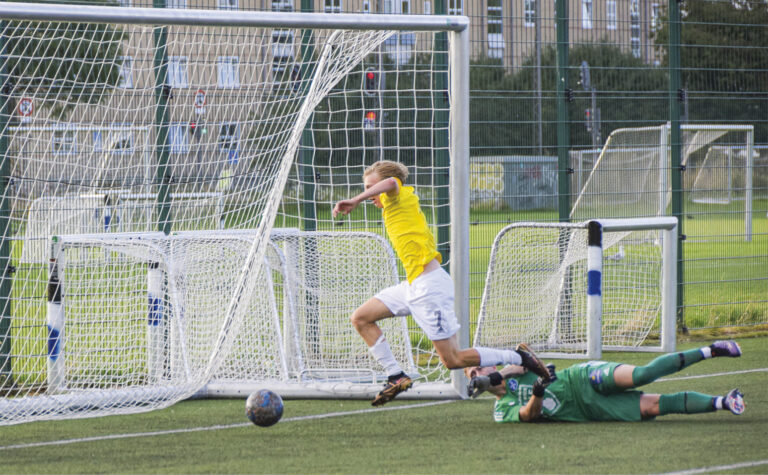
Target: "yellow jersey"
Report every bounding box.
[379,178,442,283]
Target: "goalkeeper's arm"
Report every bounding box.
[467,365,527,398]
[518,366,557,422]
[518,377,549,422]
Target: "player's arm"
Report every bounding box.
[518,376,552,422]
[498,364,526,378]
[467,365,526,398]
[333,177,399,217]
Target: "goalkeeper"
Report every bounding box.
[466,340,746,422]
[333,160,550,406]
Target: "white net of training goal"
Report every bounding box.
[0,8,459,424]
[571,124,754,242]
[475,222,664,356]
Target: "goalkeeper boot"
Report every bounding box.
[710,340,742,358]
[515,343,551,381]
[372,373,413,407]
[723,388,745,415]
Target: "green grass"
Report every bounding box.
[2,336,766,474]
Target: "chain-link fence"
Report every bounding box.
[17,0,768,334]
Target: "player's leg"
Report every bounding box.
[431,336,548,378]
[613,340,742,389]
[641,388,745,418]
[357,283,417,406]
[352,286,407,378]
[409,267,550,377]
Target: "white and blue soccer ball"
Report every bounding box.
[245,389,284,427]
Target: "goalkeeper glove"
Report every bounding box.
[467,372,503,398]
[532,376,551,397]
[532,364,556,398]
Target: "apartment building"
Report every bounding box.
[11,0,659,198]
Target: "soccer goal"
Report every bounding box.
[21,190,224,263]
[474,217,678,359]
[571,123,755,240]
[0,4,470,425]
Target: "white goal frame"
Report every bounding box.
[0,3,471,424]
[474,217,678,360]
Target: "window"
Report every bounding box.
[423,1,430,14]
[169,123,189,154]
[487,0,503,58]
[271,30,294,74]
[219,123,239,152]
[324,0,341,13]
[166,0,186,8]
[217,0,238,9]
[448,0,462,15]
[400,0,410,14]
[271,0,293,11]
[606,1,616,30]
[582,0,593,29]
[524,0,535,27]
[118,0,131,6]
[217,56,240,89]
[118,56,133,89]
[363,0,370,13]
[651,3,660,30]
[103,129,134,154]
[53,130,77,155]
[167,56,188,88]
[630,0,641,58]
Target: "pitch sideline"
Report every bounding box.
[659,459,768,474]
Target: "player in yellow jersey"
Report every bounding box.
[333,160,550,406]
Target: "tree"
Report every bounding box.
[471,43,669,156]
[653,0,768,142]
[3,0,127,119]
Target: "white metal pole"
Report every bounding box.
[661,222,678,352]
[745,129,754,242]
[147,262,164,383]
[47,237,66,393]
[586,221,603,360]
[449,28,470,398]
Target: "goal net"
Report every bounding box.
[474,218,677,359]
[571,123,755,240]
[0,4,470,424]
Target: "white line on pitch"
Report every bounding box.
[658,459,768,474]
[0,400,456,452]
[657,367,768,382]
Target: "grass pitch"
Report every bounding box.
[1,337,766,474]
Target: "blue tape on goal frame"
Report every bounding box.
[587,270,602,296]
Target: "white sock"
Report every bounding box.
[700,346,712,359]
[369,335,403,377]
[475,346,522,367]
[714,396,724,410]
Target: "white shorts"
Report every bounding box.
[374,266,460,341]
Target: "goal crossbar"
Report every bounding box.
[0,2,469,31]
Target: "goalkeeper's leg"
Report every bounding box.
[642,389,745,418]
[615,341,742,389]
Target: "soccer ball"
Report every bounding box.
[245,389,284,427]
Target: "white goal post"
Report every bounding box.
[474,217,678,360]
[0,3,470,425]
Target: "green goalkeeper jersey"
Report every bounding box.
[493,361,643,423]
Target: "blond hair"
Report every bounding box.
[363,160,409,184]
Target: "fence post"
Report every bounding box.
[668,0,685,332]
[555,0,571,223]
